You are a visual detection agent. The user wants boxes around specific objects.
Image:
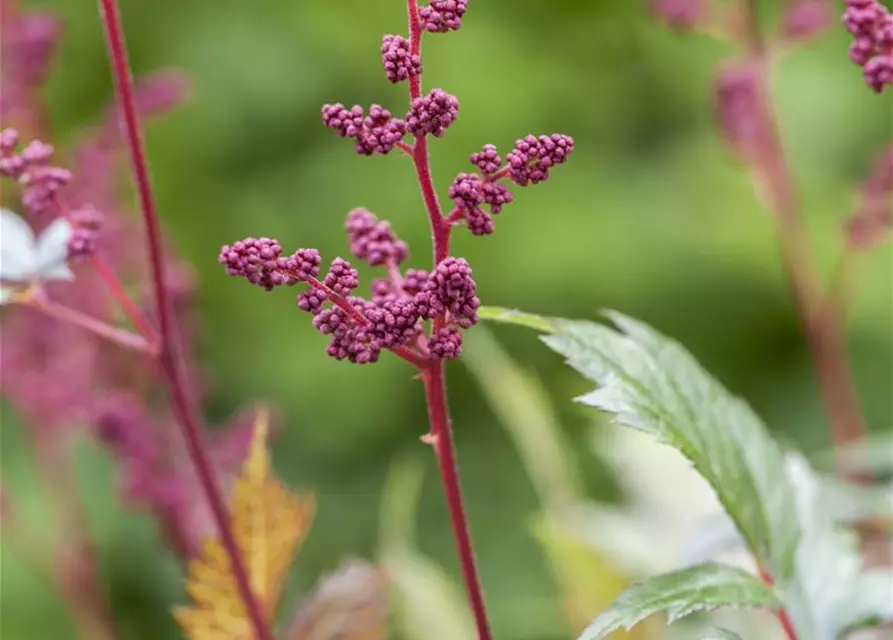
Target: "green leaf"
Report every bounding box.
[462,325,582,512]
[840,570,893,633]
[498,309,798,579]
[784,455,893,640]
[477,306,556,333]
[379,455,476,640]
[577,563,780,639]
[699,629,744,640]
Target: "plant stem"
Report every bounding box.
[421,364,493,640]
[304,275,430,368]
[90,254,158,342]
[824,245,862,327]
[26,297,154,354]
[405,1,491,637]
[742,0,866,454]
[51,193,158,343]
[758,566,798,640]
[95,3,272,639]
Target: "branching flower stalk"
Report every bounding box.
[217,1,574,637]
[736,0,866,456]
[95,1,273,639]
[653,0,886,466]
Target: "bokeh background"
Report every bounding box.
[2,0,891,638]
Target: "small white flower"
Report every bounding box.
[0,207,74,303]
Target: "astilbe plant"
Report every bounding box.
[218,2,573,637]
[0,0,575,638]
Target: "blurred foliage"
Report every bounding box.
[2,0,891,638]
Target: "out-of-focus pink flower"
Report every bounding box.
[845,146,893,249]
[713,61,769,163]
[0,11,60,124]
[782,0,832,40]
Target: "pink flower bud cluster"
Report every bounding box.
[226,0,576,369]
[844,0,893,93]
[322,103,408,156]
[381,35,422,83]
[0,129,71,216]
[420,0,468,33]
[220,209,484,364]
[446,136,574,236]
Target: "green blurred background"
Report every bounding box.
[2,0,891,638]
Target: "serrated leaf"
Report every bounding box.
[481,307,799,580]
[578,563,780,640]
[285,558,389,640]
[783,455,892,640]
[172,408,315,640]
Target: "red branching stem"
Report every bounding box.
[758,566,799,640]
[89,255,158,343]
[26,297,155,354]
[51,194,157,343]
[304,275,431,369]
[742,1,865,456]
[485,166,511,183]
[445,206,463,225]
[386,259,404,289]
[96,2,272,639]
[407,0,423,102]
[405,1,492,638]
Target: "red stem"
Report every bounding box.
[758,566,798,640]
[406,2,492,637]
[421,364,493,640]
[51,193,157,343]
[95,3,272,639]
[304,275,430,369]
[26,297,154,354]
[90,254,158,343]
[742,0,865,455]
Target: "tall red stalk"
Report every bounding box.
[406,1,492,637]
[741,0,866,456]
[95,2,272,639]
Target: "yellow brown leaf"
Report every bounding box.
[173,407,315,640]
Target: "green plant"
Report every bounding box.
[481,307,892,640]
